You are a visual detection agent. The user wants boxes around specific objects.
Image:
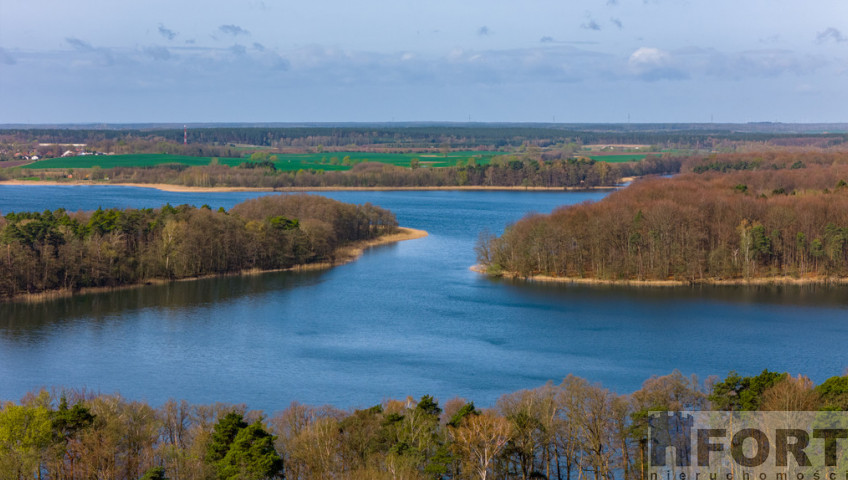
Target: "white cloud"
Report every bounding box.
[2,0,847,123]
[628,47,686,80]
[25,39,834,92]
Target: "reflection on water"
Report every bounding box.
[501,277,848,309]
[0,186,846,411]
[0,269,330,340]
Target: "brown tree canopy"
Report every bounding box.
[481,153,848,282]
[1,369,843,480]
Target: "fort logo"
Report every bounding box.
[648,412,848,480]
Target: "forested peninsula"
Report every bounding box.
[1,370,845,480]
[0,194,407,301]
[478,151,848,285]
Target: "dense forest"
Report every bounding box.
[478,152,848,282]
[1,369,845,479]
[0,195,397,300]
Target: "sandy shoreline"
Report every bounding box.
[0,180,622,193]
[471,265,848,287]
[5,227,428,303]
[333,227,428,264]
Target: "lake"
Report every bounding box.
[0,185,846,412]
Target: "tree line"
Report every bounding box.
[0,195,397,300]
[479,152,848,282]
[4,126,843,155]
[1,369,845,479]
[682,151,848,174]
[4,155,682,190]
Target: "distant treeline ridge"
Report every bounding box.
[3,126,845,151]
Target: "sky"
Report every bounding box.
[0,0,846,124]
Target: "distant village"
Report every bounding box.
[10,143,113,162]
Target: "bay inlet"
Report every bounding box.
[0,186,846,411]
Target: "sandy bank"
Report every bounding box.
[330,227,428,264]
[5,227,428,303]
[0,180,621,193]
[471,265,848,287]
[0,180,271,193]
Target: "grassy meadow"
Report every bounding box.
[23,151,505,171]
[586,153,649,163]
[24,154,243,169]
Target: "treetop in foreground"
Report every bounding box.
[1,369,845,479]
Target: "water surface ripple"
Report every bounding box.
[0,186,846,410]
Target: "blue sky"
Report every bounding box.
[1,0,846,124]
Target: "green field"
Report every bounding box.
[23,151,503,171]
[587,154,649,163]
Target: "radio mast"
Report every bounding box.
[184,125,187,145]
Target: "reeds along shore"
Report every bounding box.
[476,267,848,287]
[0,194,412,302]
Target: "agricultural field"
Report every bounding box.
[585,153,649,163]
[22,151,504,171]
[271,151,501,169]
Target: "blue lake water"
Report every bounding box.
[0,185,846,412]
